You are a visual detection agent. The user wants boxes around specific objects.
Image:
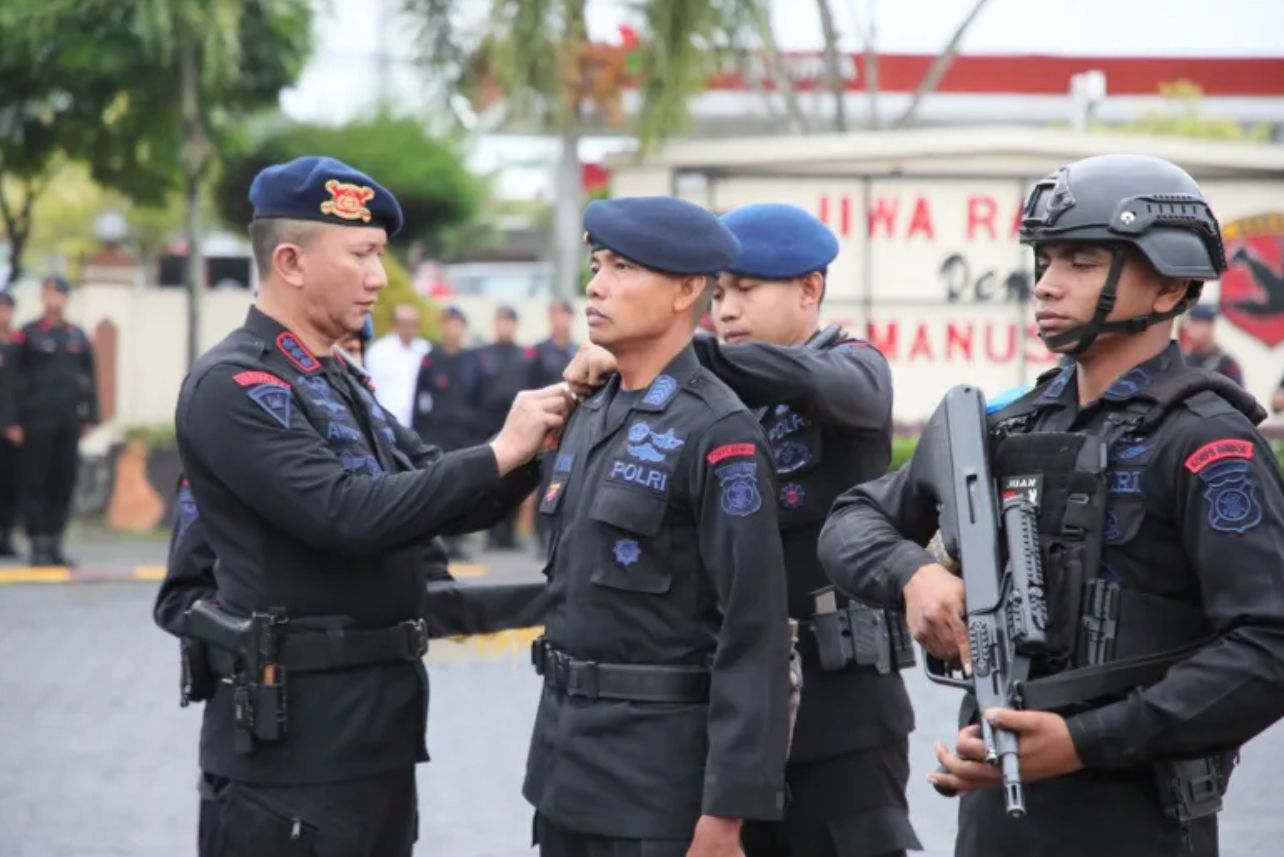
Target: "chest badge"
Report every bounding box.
[779,482,806,510]
[613,538,642,567]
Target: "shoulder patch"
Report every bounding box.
[246,383,293,429]
[1184,438,1254,474]
[233,370,288,389]
[643,374,679,407]
[715,460,763,517]
[1197,459,1262,534]
[275,332,320,373]
[707,442,756,465]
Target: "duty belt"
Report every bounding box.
[531,637,710,704]
[806,587,917,675]
[205,618,429,677]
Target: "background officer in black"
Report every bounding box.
[412,304,483,452]
[0,289,19,557]
[529,196,792,857]
[530,298,578,388]
[1180,303,1244,386]
[566,203,919,857]
[413,304,485,558]
[14,275,97,566]
[174,156,569,857]
[819,155,1284,857]
[477,304,536,549]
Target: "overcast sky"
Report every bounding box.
[281,0,1284,124]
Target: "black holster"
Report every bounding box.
[179,637,216,706]
[807,586,915,674]
[1155,753,1237,824]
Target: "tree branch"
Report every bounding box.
[893,0,990,129]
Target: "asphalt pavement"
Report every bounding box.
[1,532,1280,856]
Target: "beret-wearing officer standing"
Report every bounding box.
[566,203,919,857]
[172,156,569,857]
[819,154,1284,857]
[526,196,792,857]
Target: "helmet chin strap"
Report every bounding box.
[1040,245,1194,355]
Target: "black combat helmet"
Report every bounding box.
[1019,154,1227,353]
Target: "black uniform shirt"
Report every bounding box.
[175,307,539,783]
[820,342,1284,771]
[524,345,791,839]
[411,346,484,450]
[14,319,97,429]
[692,329,913,762]
[0,338,17,431]
[530,337,578,388]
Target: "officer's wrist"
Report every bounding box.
[488,438,520,476]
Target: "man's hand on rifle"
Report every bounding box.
[927,710,1084,795]
[903,562,971,667]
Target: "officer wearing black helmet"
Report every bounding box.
[819,154,1284,857]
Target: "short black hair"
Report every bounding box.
[248,218,318,275]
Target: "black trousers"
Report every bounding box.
[0,436,18,537]
[534,814,690,857]
[742,741,920,857]
[198,767,417,857]
[956,766,1218,857]
[20,424,79,538]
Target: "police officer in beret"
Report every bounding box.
[1181,303,1244,386]
[567,203,919,856]
[0,290,19,557]
[820,154,1284,857]
[531,298,578,388]
[172,156,571,856]
[477,304,539,549]
[413,305,486,558]
[13,275,97,566]
[527,196,792,856]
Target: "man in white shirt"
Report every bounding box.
[365,303,430,426]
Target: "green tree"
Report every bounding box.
[371,255,441,343]
[0,0,310,363]
[215,116,483,252]
[405,0,762,298]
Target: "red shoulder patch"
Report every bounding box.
[707,443,756,465]
[1184,438,1254,474]
[421,355,432,368]
[233,370,289,389]
[11,330,24,344]
[523,346,538,360]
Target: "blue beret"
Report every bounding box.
[496,305,519,322]
[584,197,739,275]
[0,290,15,307]
[249,156,404,237]
[442,304,468,323]
[44,275,72,294]
[720,203,839,280]
[1188,303,1218,321]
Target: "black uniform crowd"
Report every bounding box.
[7,150,1284,857]
[402,300,578,554]
[0,277,98,566]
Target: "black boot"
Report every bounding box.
[49,538,76,568]
[30,536,56,566]
[0,530,16,558]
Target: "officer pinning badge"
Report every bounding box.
[642,374,678,408]
[1000,474,1043,507]
[1189,454,1263,534]
[613,538,642,567]
[779,482,806,510]
[276,332,320,373]
[321,179,375,223]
